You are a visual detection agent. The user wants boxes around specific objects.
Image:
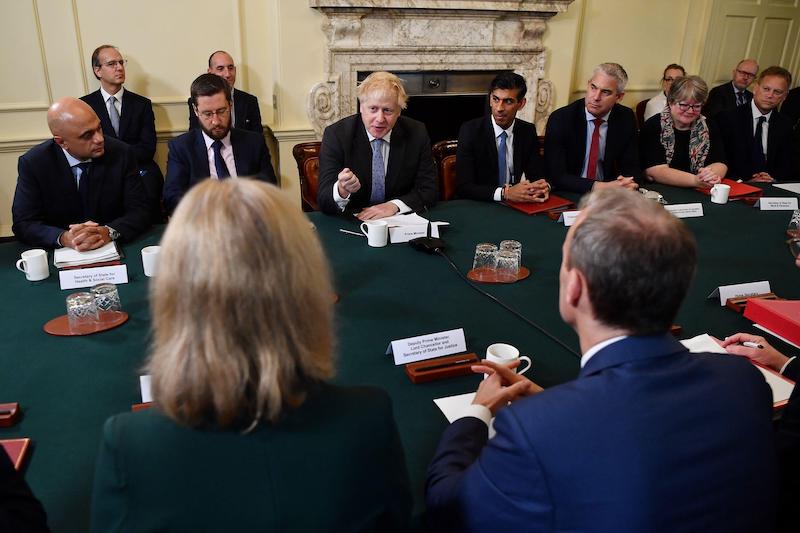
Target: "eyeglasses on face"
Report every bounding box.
[736,69,757,79]
[102,59,127,68]
[198,107,230,120]
[675,102,702,112]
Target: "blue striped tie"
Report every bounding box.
[370,138,385,203]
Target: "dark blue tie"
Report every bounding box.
[498,131,508,186]
[76,162,91,218]
[752,116,767,172]
[370,138,385,203]
[212,140,230,179]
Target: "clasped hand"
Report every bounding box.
[505,179,551,203]
[696,167,722,188]
[60,221,111,251]
[471,359,543,416]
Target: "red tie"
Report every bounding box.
[586,118,604,180]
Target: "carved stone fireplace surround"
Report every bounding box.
[307,0,574,138]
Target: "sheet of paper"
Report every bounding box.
[772,183,800,195]
[54,241,119,267]
[681,334,794,405]
[433,392,496,439]
[139,375,152,403]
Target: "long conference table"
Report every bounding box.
[1,183,799,532]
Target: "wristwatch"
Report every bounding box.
[105,226,120,241]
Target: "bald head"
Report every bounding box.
[732,59,759,91]
[207,51,236,87]
[48,97,105,160]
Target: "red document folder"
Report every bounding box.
[504,194,574,215]
[743,299,800,346]
[1,438,31,470]
[695,178,763,199]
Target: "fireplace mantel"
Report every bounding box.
[307,0,574,137]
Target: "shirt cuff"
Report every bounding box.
[493,187,503,202]
[333,183,350,211]
[780,356,796,375]
[390,199,411,214]
[454,403,492,427]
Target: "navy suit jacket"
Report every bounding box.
[715,104,799,182]
[317,114,437,215]
[426,334,777,533]
[163,128,276,214]
[81,88,164,220]
[187,88,262,135]
[544,99,641,194]
[12,137,150,247]
[703,82,752,119]
[455,115,543,201]
[781,87,800,128]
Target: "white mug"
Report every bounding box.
[484,343,532,378]
[16,249,49,281]
[710,183,731,204]
[360,220,389,247]
[141,246,161,277]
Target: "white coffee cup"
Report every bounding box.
[360,220,389,247]
[141,246,161,277]
[710,183,731,204]
[16,249,49,281]
[484,343,532,378]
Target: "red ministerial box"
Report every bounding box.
[695,178,763,200]
[744,299,800,346]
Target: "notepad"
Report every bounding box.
[54,241,120,268]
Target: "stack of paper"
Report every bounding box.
[53,241,120,268]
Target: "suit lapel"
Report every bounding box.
[230,129,243,175]
[579,334,687,378]
[385,120,406,197]
[85,146,108,219]
[574,101,588,165]
[118,91,134,139]
[484,117,500,183]
[233,91,246,129]
[53,143,82,205]
[511,120,525,183]
[192,130,211,177]
[92,90,117,139]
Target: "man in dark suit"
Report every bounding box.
[545,63,640,194]
[317,71,437,220]
[703,58,759,118]
[426,188,777,532]
[456,72,549,203]
[716,66,798,183]
[81,44,164,222]
[187,51,262,135]
[0,449,49,533]
[780,86,800,129]
[164,74,276,214]
[12,97,150,250]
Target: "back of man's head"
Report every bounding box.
[568,189,697,335]
[489,72,527,100]
[190,73,231,107]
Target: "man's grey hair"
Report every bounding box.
[592,62,629,93]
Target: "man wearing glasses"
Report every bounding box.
[164,74,276,214]
[703,58,759,118]
[81,45,164,223]
[187,51,263,135]
[716,66,798,183]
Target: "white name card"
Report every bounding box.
[139,375,152,403]
[665,203,704,218]
[59,264,129,290]
[387,328,467,365]
[757,197,799,211]
[387,222,446,244]
[559,210,581,226]
[708,280,771,306]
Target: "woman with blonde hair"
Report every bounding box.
[91,179,411,532]
[641,75,728,188]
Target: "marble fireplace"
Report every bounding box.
[307,0,574,139]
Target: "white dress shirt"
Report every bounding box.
[644,92,667,122]
[100,86,124,117]
[201,130,237,178]
[750,100,772,160]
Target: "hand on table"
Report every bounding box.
[357,202,400,221]
[471,359,543,416]
[594,176,638,191]
[696,167,722,188]
[720,333,789,372]
[336,167,361,198]
[750,172,775,183]
[60,221,111,251]
[505,179,551,203]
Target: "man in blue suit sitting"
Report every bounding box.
[163,74,276,214]
[426,188,777,532]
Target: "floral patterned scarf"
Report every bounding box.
[659,107,710,173]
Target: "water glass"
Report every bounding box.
[499,240,522,263]
[496,250,520,281]
[91,283,122,312]
[472,243,498,271]
[67,292,99,328]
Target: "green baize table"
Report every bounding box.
[1,184,798,532]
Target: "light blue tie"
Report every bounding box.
[370,138,385,203]
[107,96,120,136]
[498,131,508,186]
